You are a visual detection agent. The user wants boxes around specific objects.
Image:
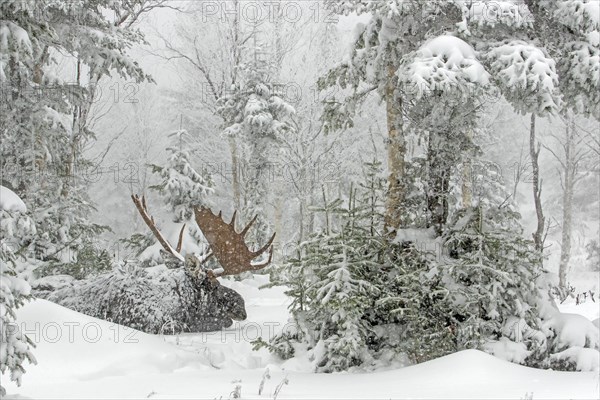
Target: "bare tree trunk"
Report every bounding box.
[462,129,473,209]
[63,58,83,198]
[270,0,285,250]
[308,192,315,235]
[64,59,99,199]
[273,194,283,260]
[559,114,575,289]
[511,143,528,201]
[321,186,332,236]
[298,200,304,244]
[32,47,50,191]
[229,137,241,210]
[426,132,451,237]
[529,113,545,253]
[384,64,405,236]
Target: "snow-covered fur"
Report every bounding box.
[37,264,246,334]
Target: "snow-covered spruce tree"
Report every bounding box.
[375,243,457,364]
[398,34,491,236]
[524,0,600,289]
[311,242,379,371]
[356,160,387,237]
[355,161,459,363]
[443,158,545,353]
[0,0,82,271]
[443,207,546,361]
[217,35,295,245]
[374,158,542,365]
[394,140,598,370]
[441,157,598,371]
[0,0,153,279]
[150,128,214,223]
[297,188,381,372]
[317,0,523,234]
[258,164,387,371]
[455,0,598,289]
[252,231,325,361]
[524,0,599,120]
[0,186,37,395]
[456,0,600,369]
[483,39,561,254]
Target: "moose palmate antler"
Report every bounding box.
[194,206,276,277]
[131,195,275,280]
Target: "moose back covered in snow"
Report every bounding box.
[39,195,275,333]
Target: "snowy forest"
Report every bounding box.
[1,1,599,398]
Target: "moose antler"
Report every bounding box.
[194,206,276,277]
[131,195,213,268]
[131,195,275,280]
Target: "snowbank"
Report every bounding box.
[0,186,27,213]
[483,337,530,364]
[543,312,599,350]
[551,347,600,372]
[7,300,211,380]
[3,294,599,399]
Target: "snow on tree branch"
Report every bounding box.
[553,0,600,34]
[399,34,490,99]
[485,40,561,116]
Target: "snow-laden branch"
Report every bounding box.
[398,34,490,99]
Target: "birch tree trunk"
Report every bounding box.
[384,64,405,236]
[229,0,245,213]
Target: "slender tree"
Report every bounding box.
[484,41,561,252]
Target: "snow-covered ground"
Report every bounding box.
[3,275,599,399]
[557,295,600,324]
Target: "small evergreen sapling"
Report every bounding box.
[150,129,214,223]
[259,165,385,371]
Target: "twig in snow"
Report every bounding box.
[258,367,271,395]
[273,375,289,400]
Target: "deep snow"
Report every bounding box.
[2,275,599,399]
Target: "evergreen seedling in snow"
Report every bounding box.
[151,128,214,223]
